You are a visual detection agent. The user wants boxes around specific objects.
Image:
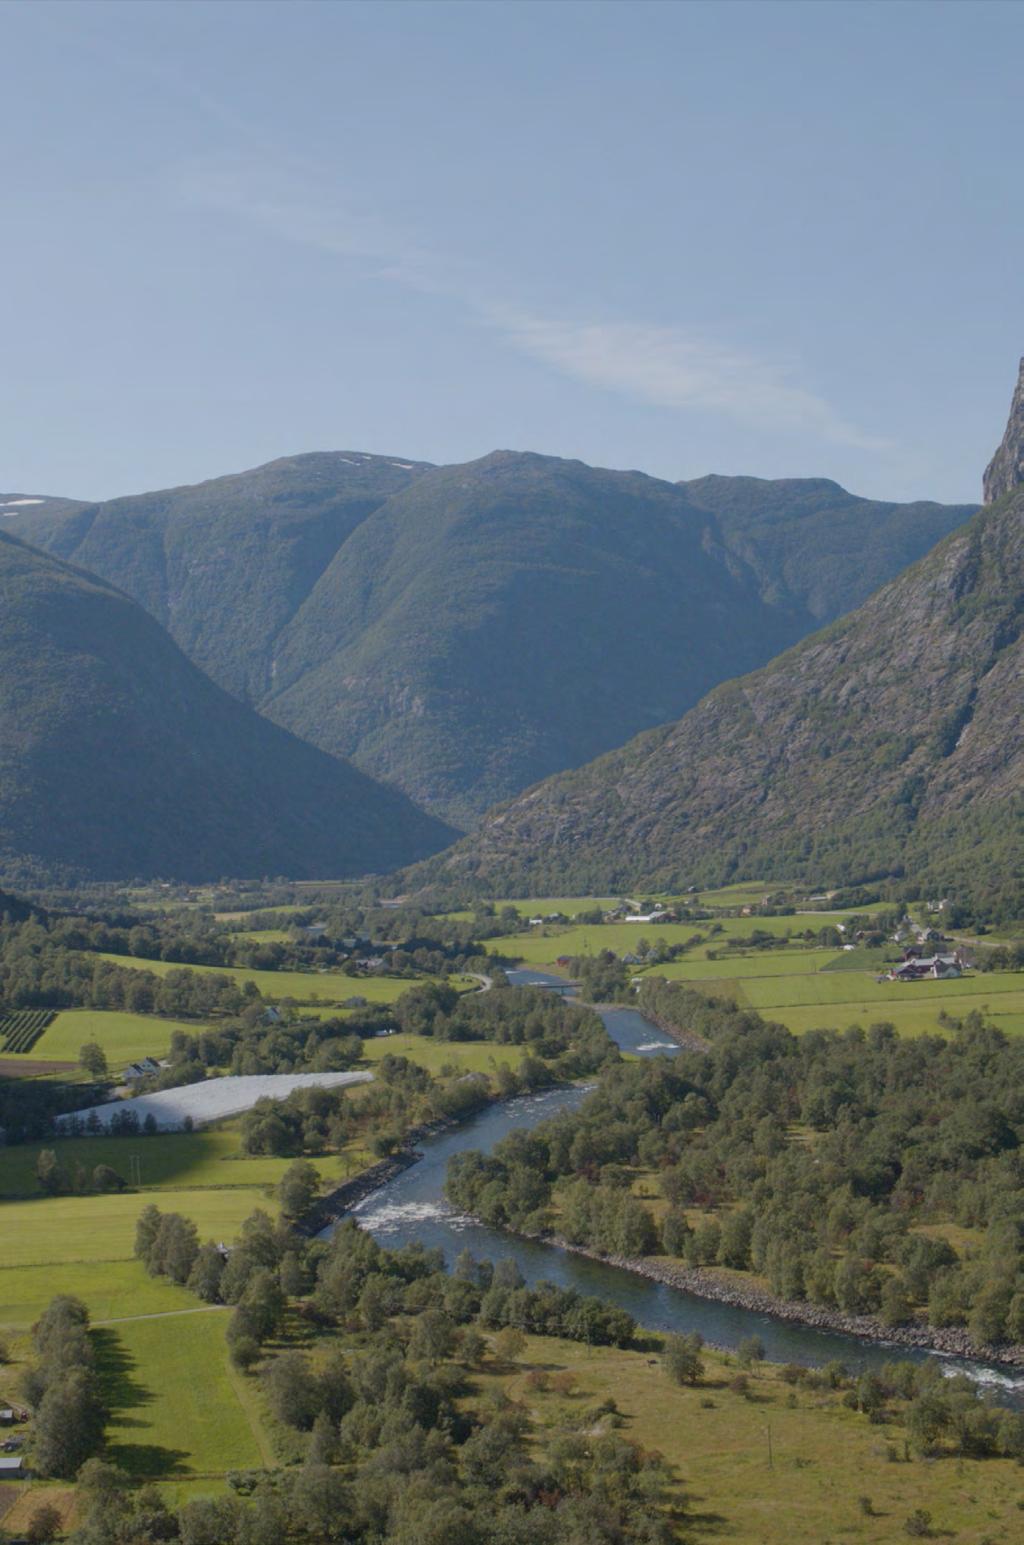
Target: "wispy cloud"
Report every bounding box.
[177,154,884,450]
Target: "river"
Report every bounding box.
[337,969,1024,1399]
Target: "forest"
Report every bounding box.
[447,978,1024,1347]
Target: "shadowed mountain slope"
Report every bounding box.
[0,531,453,883]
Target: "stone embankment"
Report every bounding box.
[300,1113,461,1235]
[548,1237,1024,1369]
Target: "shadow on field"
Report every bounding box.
[93,1327,190,1477]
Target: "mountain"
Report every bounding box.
[424,377,1024,917]
[679,474,975,623]
[5,452,431,704]
[984,357,1024,503]
[0,530,453,883]
[8,452,974,827]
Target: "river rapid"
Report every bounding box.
[332,968,1024,1402]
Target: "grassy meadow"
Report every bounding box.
[99,1311,264,1479]
[487,1335,1024,1545]
[96,952,474,1008]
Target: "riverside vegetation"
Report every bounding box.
[447,978,1024,1355]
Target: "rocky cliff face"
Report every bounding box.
[984,357,1024,503]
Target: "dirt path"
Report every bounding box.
[94,1304,228,1325]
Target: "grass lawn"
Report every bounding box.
[0,1260,198,1329]
[0,1123,359,1198]
[491,1335,1024,1544]
[98,1311,263,1478]
[360,1031,525,1078]
[486,896,625,917]
[3,1009,198,1067]
[640,949,847,980]
[488,913,861,967]
[94,945,472,1007]
[0,1187,274,1271]
[97,952,438,1006]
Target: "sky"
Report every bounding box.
[1,0,1021,504]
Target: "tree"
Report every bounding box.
[308,1408,338,1465]
[33,1367,106,1478]
[737,1335,765,1370]
[35,1149,68,1195]
[92,1163,126,1193]
[493,1325,526,1364]
[187,1242,226,1303]
[26,1504,62,1544]
[277,1158,321,1221]
[408,1309,457,1364]
[79,1041,109,1079]
[264,1351,321,1429]
[880,1274,914,1328]
[134,1202,163,1263]
[663,1332,704,1385]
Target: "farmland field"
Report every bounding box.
[100,1310,263,1478]
[1,1009,199,1066]
[0,1260,198,1330]
[487,912,862,966]
[0,1187,274,1272]
[361,1031,527,1077]
[0,1008,55,1054]
[97,952,457,1006]
[0,1123,359,1198]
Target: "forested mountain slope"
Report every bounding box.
[262,451,815,824]
[6,452,431,703]
[0,531,453,883]
[680,474,974,623]
[9,451,973,825]
[424,383,1024,916]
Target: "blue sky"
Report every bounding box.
[2,0,1021,502]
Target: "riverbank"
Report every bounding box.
[594,1000,709,1053]
[543,1236,1024,1369]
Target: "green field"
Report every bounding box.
[0,1187,273,1272]
[486,896,625,917]
[644,959,1024,1038]
[1,1008,201,1067]
[488,1335,1024,1545]
[361,1031,526,1077]
[0,1123,359,1199]
[98,952,446,1005]
[643,949,848,980]
[0,1260,197,1331]
[100,1310,263,1478]
[489,913,860,966]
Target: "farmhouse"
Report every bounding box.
[889,953,965,982]
[122,1056,161,1082]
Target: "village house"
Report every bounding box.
[888,953,966,982]
[122,1056,161,1082]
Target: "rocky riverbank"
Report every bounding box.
[545,1237,1024,1369]
[300,1111,471,1234]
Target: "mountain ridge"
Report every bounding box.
[7,451,976,826]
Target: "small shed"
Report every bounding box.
[0,1455,24,1478]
